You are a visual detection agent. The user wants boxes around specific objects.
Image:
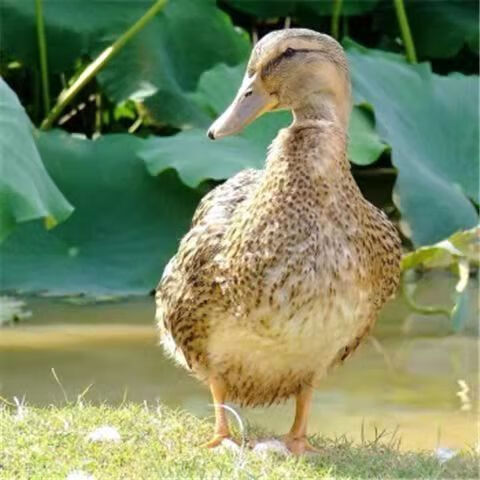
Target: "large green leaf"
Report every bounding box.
[1,0,249,127]
[140,62,386,187]
[346,41,479,246]
[0,131,201,295]
[141,129,264,188]
[407,0,478,57]
[0,0,151,73]
[99,0,249,127]
[348,105,388,166]
[377,0,479,59]
[223,0,380,18]
[0,79,73,243]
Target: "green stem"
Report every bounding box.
[392,0,417,63]
[35,0,50,115]
[331,0,343,40]
[95,93,102,134]
[33,69,41,124]
[128,116,143,134]
[41,0,168,130]
[400,273,451,317]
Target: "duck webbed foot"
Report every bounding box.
[202,433,239,449]
[201,376,239,449]
[283,385,321,456]
[283,435,320,455]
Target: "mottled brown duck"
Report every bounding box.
[155,28,401,455]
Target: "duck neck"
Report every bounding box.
[292,92,350,132]
[264,116,351,192]
[262,93,354,193]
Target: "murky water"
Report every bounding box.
[0,272,478,452]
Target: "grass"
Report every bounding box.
[0,401,477,480]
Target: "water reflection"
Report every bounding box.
[0,272,477,451]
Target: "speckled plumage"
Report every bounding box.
[155,29,401,410]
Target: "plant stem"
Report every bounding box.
[331,0,343,40]
[128,116,143,134]
[41,0,168,130]
[35,0,50,115]
[392,0,417,63]
[33,70,41,124]
[400,274,451,317]
[95,93,102,134]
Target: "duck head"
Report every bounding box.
[207,28,351,140]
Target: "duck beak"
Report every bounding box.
[207,73,276,140]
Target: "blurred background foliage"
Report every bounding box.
[0,0,478,308]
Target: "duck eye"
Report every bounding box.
[284,48,295,58]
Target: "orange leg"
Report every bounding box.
[284,385,320,455]
[202,377,235,448]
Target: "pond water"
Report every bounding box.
[0,272,478,452]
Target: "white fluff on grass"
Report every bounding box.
[217,438,241,453]
[252,439,290,456]
[13,396,27,421]
[86,425,121,443]
[434,447,458,464]
[66,471,95,480]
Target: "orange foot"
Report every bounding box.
[283,435,321,456]
[201,434,238,449]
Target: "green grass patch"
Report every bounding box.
[0,402,477,479]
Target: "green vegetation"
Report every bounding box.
[1,402,477,479]
[0,1,478,310]
[0,79,73,242]
[400,227,478,332]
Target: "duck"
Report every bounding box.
[155,28,401,455]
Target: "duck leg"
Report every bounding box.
[283,385,320,455]
[202,376,234,448]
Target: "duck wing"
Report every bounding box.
[191,168,262,227]
[155,168,262,368]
